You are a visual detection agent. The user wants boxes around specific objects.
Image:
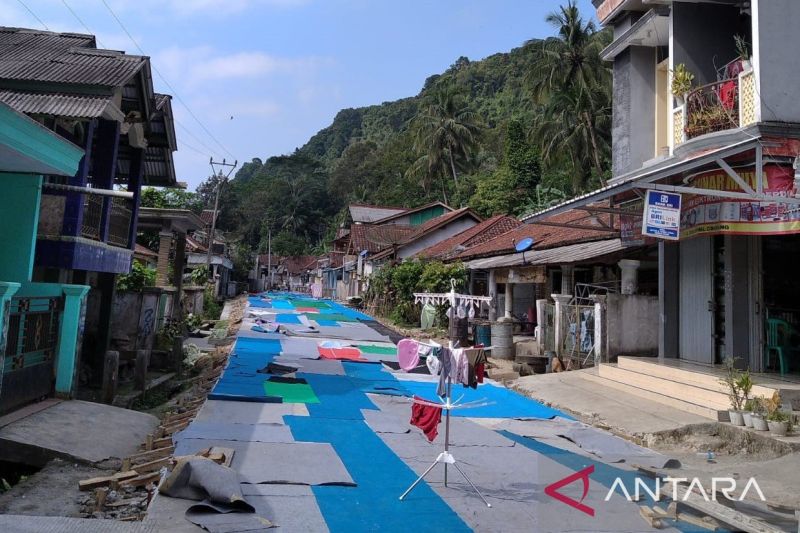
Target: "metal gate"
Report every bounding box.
[0,296,62,414]
[540,302,556,352]
[561,304,596,368]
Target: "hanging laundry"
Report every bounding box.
[475,363,485,383]
[426,353,441,376]
[436,348,452,397]
[410,396,442,442]
[420,303,437,330]
[449,348,469,386]
[465,348,488,389]
[397,338,420,371]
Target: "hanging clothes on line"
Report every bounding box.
[410,395,442,442]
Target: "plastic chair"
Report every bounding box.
[765,318,799,376]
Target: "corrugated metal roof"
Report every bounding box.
[0,90,121,119]
[349,204,406,223]
[465,238,626,269]
[0,28,145,88]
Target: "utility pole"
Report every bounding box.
[267,228,272,290]
[205,158,238,279]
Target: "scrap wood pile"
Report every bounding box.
[77,343,235,521]
[633,465,790,533]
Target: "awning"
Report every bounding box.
[520,138,761,223]
[466,238,627,270]
[601,8,669,61]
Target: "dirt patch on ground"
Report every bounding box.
[648,422,797,459]
[0,459,110,517]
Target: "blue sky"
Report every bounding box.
[5,0,597,188]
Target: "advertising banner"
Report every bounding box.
[642,190,682,240]
[680,164,800,238]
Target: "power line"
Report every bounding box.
[60,0,104,47]
[16,0,49,30]
[175,119,221,159]
[99,0,236,160]
[178,137,212,158]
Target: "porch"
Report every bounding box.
[588,356,800,423]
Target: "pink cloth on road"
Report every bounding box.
[397,338,420,371]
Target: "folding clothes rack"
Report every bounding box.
[399,279,493,508]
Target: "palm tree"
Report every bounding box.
[526,1,612,189]
[409,83,481,200]
[534,82,611,188]
[525,0,610,102]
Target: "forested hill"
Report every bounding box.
[297,46,538,165]
[211,3,611,257]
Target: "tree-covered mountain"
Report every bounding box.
[193,1,610,258]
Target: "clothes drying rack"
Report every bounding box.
[399,279,494,508]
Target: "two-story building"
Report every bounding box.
[0,28,178,390]
[522,0,800,417]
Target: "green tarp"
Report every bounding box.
[263,381,320,404]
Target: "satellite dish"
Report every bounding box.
[513,237,535,267]
[514,237,534,252]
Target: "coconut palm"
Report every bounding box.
[534,82,611,188]
[526,0,610,102]
[409,83,481,197]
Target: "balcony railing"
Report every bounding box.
[685,78,740,140]
[108,197,132,248]
[673,69,758,147]
[37,189,134,249]
[81,194,103,241]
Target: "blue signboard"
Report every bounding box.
[642,190,682,240]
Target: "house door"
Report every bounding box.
[679,236,714,364]
[0,296,62,414]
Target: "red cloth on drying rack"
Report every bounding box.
[410,395,442,442]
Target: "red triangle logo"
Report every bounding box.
[544,464,595,517]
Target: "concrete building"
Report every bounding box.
[520,0,800,419]
[0,102,89,413]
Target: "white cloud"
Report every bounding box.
[153,46,329,86]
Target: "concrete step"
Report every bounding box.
[617,356,779,399]
[578,369,727,421]
[598,364,731,410]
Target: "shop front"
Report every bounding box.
[524,136,800,376]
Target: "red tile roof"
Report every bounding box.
[415,215,522,260]
[258,254,282,266]
[200,209,215,225]
[134,243,158,259]
[281,255,318,274]
[456,210,617,260]
[348,223,417,254]
[370,208,482,260]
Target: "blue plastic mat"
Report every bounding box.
[275,313,302,324]
[386,380,572,420]
[315,319,340,327]
[286,416,470,533]
[297,373,378,420]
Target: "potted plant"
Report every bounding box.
[734,35,752,70]
[743,399,756,428]
[751,396,769,431]
[767,410,791,437]
[719,358,747,425]
[671,63,694,106]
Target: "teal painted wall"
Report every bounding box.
[410,206,445,226]
[0,173,41,282]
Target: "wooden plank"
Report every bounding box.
[676,512,720,531]
[152,436,172,449]
[79,471,138,491]
[127,446,174,464]
[119,471,161,489]
[639,505,663,529]
[162,407,200,425]
[132,456,172,474]
[634,465,785,533]
[209,446,234,468]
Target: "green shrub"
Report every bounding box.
[116,260,157,291]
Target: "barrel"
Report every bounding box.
[490,321,513,360]
[473,322,491,347]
